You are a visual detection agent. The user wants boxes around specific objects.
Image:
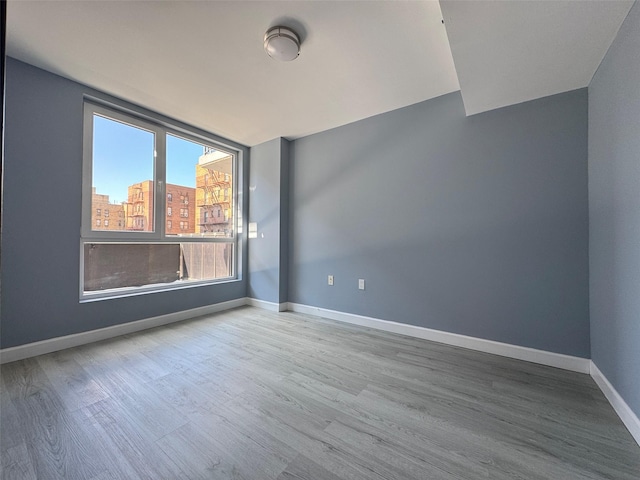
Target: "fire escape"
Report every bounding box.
[127,184,146,231]
[197,147,232,235]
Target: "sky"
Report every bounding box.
[92,115,203,204]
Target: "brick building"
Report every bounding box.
[165,183,196,235]
[93,182,196,234]
[195,149,233,236]
[91,187,125,231]
[92,146,230,237]
[125,181,154,231]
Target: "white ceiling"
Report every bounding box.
[6,0,459,146]
[6,1,633,146]
[440,0,634,116]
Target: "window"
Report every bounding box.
[82,102,239,298]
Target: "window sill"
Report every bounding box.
[79,277,240,303]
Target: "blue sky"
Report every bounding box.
[93,116,202,203]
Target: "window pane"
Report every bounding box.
[180,242,234,281]
[84,243,179,291]
[92,115,155,232]
[167,134,234,238]
[83,242,233,293]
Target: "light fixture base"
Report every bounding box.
[264,26,301,62]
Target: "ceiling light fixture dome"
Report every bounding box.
[264,26,301,62]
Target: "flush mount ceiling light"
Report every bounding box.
[264,26,301,62]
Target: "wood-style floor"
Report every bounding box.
[1,306,638,479]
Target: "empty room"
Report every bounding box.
[1,1,639,479]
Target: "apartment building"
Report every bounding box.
[91,187,125,231]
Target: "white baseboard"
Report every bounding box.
[0,298,248,364]
[287,302,591,374]
[286,302,639,447]
[3,296,636,448]
[590,362,640,447]
[0,297,590,374]
[246,298,288,312]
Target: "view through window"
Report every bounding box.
[83,104,237,296]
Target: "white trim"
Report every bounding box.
[247,298,288,312]
[0,298,247,364]
[286,302,591,374]
[590,362,640,447]
[4,296,637,447]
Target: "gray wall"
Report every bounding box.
[289,89,590,357]
[248,137,289,304]
[589,1,640,417]
[1,58,249,349]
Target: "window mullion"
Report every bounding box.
[155,127,167,239]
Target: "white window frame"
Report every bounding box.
[80,101,241,301]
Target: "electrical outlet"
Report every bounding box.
[328,275,334,286]
[358,279,365,290]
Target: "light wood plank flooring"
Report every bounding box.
[1,306,639,479]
